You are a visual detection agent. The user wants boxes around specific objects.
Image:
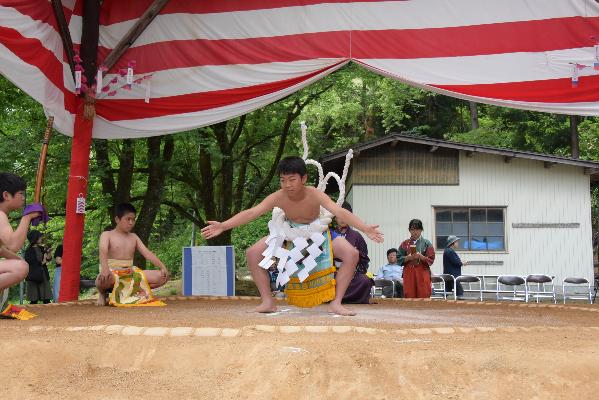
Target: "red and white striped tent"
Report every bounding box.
[2,0,599,300]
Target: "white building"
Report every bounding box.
[322,134,599,286]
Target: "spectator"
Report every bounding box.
[331,202,373,304]
[268,266,286,298]
[375,248,404,297]
[24,230,53,304]
[53,243,63,302]
[443,235,469,297]
[398,219,435,298]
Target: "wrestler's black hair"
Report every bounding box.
[386,248,398,256]
[408,219,424,231]
[277,156,307,177]
[0,172,26,203]
[115,202,136,219]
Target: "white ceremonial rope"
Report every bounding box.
[259,122,354,281]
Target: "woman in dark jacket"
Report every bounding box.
[25,230,53,304]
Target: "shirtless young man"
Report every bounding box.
[201,156,384,316]
[95,203,169,306]
[0,173,40,309]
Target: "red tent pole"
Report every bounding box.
[56,0,100,302]
[58,98,94,302]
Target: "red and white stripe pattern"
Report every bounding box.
[1,0,599,139]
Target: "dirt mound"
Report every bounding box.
[1,299,598,399]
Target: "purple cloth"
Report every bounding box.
[22,203,49,226]
[334,227,370,273]
[342,272,374,304]
[333,226,373,304]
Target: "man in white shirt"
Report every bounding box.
[375,248,404,297]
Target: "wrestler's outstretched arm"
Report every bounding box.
[135,235,169,280]
[201,193,278,239]
[315,190,384,243]
[98,231,112,285]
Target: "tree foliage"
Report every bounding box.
[1,61,599,284]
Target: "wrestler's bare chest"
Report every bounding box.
[107,232,137,259]
[275,193,321,223]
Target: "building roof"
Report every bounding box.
[321,133,599,182]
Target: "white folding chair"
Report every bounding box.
[496,275,527,301]
[562,277,593,304]
[372,279,395,298]
[431,274,455,300]
[455,275,483,301]
[525,274,556,303]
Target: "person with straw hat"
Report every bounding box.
[443,235,469,297]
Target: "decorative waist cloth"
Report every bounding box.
[259,214,336,308]
[0,288,36,320]
[107,259,166,307]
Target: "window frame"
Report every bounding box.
[433,206,507,253]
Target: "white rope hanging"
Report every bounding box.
[300,121,353,213]
[259,122,355,282]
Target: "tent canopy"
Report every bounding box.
[2,0,599,139]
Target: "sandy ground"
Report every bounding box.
[2,298,599,399]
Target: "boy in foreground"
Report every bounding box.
[0,173,41,311]
[202,157,384,316]
[96,203,169,306]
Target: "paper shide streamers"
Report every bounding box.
[570,36,599,88]
[73,51,153,102]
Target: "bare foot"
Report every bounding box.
[328,302,356,316]
[250,301,277,313]
[95,291,108,306]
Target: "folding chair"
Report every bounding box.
[372,279,395,298]
[431,274,455,300]
[455,275,483,301]
[562,277,593,304]
[496,275,527,301]
[525,274,556,303]
[80,279,96,290]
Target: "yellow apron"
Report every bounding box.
[283,228,336,308]
[107,259,166,307]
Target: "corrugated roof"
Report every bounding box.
[321,133,599,181]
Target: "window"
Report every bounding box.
[435,207,505,251]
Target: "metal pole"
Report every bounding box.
[190,142,201,247]
[191,211,197,247]
[19,190,28,305]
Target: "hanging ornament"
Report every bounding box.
[73,52,84,94]
[144,78,151,103]
[75,193,86,214]
[126,61,135,90]
[95,70,102,94]
[75,69,82,95]
[571,65,579,88]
